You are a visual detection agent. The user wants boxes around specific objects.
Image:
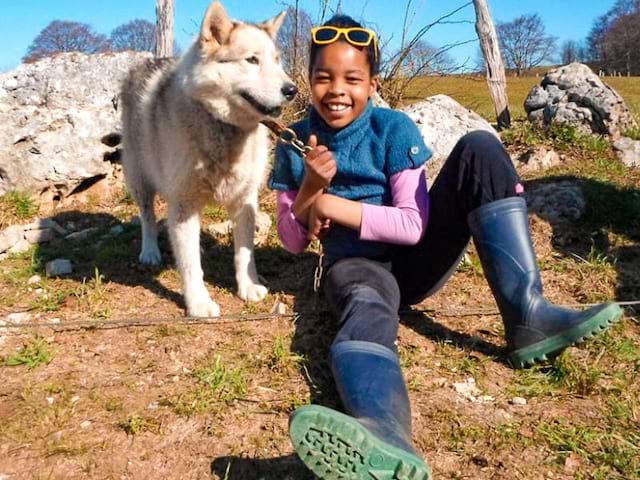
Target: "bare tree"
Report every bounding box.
[588,0,640,75]
[497,14,557,76]
[560,40,581,64]
[110,19,156,52]
[379,1,476,107]
[155,0,174,57]
[474,0,510,129]
[277,4,313,78]
[23,20,110,63]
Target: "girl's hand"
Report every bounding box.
[307,200,331,241]
[303,134,337,190]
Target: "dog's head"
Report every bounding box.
[182,1,297,125]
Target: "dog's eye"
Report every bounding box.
[246,56,260,65]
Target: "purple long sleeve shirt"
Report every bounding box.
[276,165,429,254]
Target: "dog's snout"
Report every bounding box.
[281,83,298,101]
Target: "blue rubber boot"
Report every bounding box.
[289,341,431,480]
[468,197,622,368]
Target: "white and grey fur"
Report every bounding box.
[120,1,296,317]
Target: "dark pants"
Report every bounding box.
[324,131,521,350]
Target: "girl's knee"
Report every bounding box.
[458,130,502,152]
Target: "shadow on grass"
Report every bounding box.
[25,210,319,314]
[524,175,640,313]
[211,454,314,480]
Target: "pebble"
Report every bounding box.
[510,396,527,406]
[70,395,80,404]
[80,421,92,429]
[6,312,31,324]
[27,274,42,285]
[45,258,73,277]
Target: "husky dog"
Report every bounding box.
[120,1,297,317]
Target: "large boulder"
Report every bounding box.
[0,51,149,200]
[401,94,500,185]
[524,63,637,138]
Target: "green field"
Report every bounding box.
[405,75,640,123]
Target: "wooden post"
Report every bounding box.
[155,0,174,58]
[473,0,511,129]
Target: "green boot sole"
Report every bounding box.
[289,405,431,480]
[508,303,623,368]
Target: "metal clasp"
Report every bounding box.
[278,128,313,157]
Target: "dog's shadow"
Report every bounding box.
[211,454,314,480]
[28,210,313,312]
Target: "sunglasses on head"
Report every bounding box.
[311,26,378,60]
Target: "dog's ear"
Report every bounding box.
[260,10,287,39]
[200,1,234,51]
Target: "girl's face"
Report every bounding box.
[310,41,377,129]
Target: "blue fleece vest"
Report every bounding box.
[269,101,431,265]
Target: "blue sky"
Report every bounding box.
[1,0,617,72]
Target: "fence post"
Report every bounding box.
[155,0,174,58]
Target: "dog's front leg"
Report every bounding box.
[168,202,220,317]
[230,202,268,302]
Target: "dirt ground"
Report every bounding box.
[1,148,639,479]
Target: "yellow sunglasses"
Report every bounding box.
[311,26,378,60]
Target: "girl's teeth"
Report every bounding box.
[328,104,348,111]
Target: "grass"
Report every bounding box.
[404,75,640,122]
[166,355,249,416]
[0,190,38,228]
[4,336,52,369]
[119,414,162,436]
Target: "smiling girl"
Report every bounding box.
[269,14,621,480]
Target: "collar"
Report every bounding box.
[309,100,373,149]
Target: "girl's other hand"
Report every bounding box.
[307,200,331,241]
[303,134,337,190]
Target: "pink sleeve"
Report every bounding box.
[276,190,310,254]
[359,166,429,245]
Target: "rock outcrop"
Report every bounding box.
[524,63,637,138]
[0,51,150,200]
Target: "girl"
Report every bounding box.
[269,14,621,480]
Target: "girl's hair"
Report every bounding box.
[308,14,380,77]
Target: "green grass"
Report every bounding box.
[0,190,38,228]
[5,337,52,369]
[166,355,249,416]
[119,414,162,436]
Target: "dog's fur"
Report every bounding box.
[120,1,295,317]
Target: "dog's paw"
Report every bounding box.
[186,298,220,318]
[139,246,162,265]
[238,282,268,302]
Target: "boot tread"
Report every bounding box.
[290,405,431,480]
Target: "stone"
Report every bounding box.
[516,146,562,173]
[0,52,150,199]
[453,377,482,402]
[525,63,637,138]
[402,95,499,185]
[525,181,586,224]
[510,396,527,406]
[613,137,640,168]
[207,221,232,238]
[65,227,99,241]
[27,274,42,285]
[24,228,54,244]
[24,218,67,236]
[270,301,288,315]
[5,312,32,324]
[45,258,73,277]
[8,238,31,255]
[0,225,23,253]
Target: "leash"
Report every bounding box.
[1,301,638,333]
[262,119,325,294]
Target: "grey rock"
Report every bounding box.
[510,397,527,406]
[613,137,640,168]
[525,181,586,224]
[8,238,31,255]
[0,52,150,199]
[45,258,73,277]
[5,312,32,324]
[65,227,99,241]
[401,95,500,186]
[27,274,42,285]
[516,146,562,173]
[24,228,54,244]
[525,63,637,138]
[0,225,23,253]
